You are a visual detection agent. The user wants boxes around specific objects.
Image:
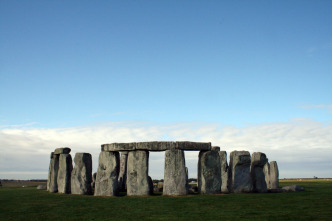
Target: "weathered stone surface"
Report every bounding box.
[37,184,47,190]
[91,172,97,190]
[251,152,268,193]
[263,161,271,189]
[176,141,211,151]
[48,153,59,193]
[229,151,253,193]
[270,161,279,189]
[57,154,73,194]
[54,147,71,155]
[95,151,120,196]
[118,151,128,192]
[198,150,221,194]
[136,141,175,151]
[163,149,187,196]
[71,153,93,195]
[212,146,220,151]
[282,185,304,192]
[127,150,150,196]
[102,143,136,151]
[219,151,229,193]
[102,141,211,151]
[47,152,54,191]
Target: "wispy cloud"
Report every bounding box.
[0,119,331,179]
[300,104,332,114]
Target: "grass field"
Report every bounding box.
[1,180,331,220]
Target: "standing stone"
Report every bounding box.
[198,150,221,194]
[263,161,271,189]
[127,150,150,196]
[229,151,253,193]
[94,151,120,196]
[47,152,54,191]
[163,149,187,196]
[118,151,128,192]
[48,153,59,193]
[251,152,268,193]
[270,161,279,189]
[71,153,93,195]
[57,154,73,194]
[148,176,154,195]
[219,151,229,193]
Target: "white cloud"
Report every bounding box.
[0,119,331,179]
[300,104,332,114]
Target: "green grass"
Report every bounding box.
[1,180,331,220]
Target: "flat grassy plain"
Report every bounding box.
[1,180,331,220]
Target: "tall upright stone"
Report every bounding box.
[198,150,221,194]
[229,151,253,193]
[251,152,268,193]
[219,151,229,193]
[47,152,54,191]
[118,151,128,192]
[48,153,59,193]
[127,150,150,196]
[94,151,120,196]
[263,161,271,189]
[71,153,93,195]
[270,161,279,189]
[163,149,187,196]
[57,154,72,194]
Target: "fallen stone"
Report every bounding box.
[163,149,187,196]
[198,150,221,194]
[268,188,286,193]
[219,151,229,193]
[57,154,73,194]
[251,152,268,193]
[270,161,279,189]
[54,147,71,155]
[37,184,47,190]
[127,150,150,196]
[176,141,211,151]
[95,151,120,196]
[48,153,59,193]
[118,151,128,192]
[71,153,93,195]
[102,143,136,151]
[282,185,304,192]
[229,151,253,193]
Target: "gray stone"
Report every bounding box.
[48,153,59,193]
[148,176,154,195]
[127,150,150,196]
[212,146,220,151]
[101,143,136,151]
[176,141,211,151]
[282,185,304,192]
[118,151,128,192]
[251,152,268,193]
[219,151,229,193]
[91,172,97,190]
[198,150,221,194]
[47,152,54,191]
[95,151,120,196]
[163,149,188,196]
[57,154,73,194]
[229,151,253,193]
[71,153,93,195]
[136,141,175,151]
[270,161,279,189]
[54,147,71,155]
[37,184,47,190]
[263,161,271,189]
[157,182,163,192]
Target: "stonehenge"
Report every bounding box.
[47,141,280,197]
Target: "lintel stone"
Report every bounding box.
[54,147,71,155]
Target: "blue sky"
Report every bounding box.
[0,1,331,179]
